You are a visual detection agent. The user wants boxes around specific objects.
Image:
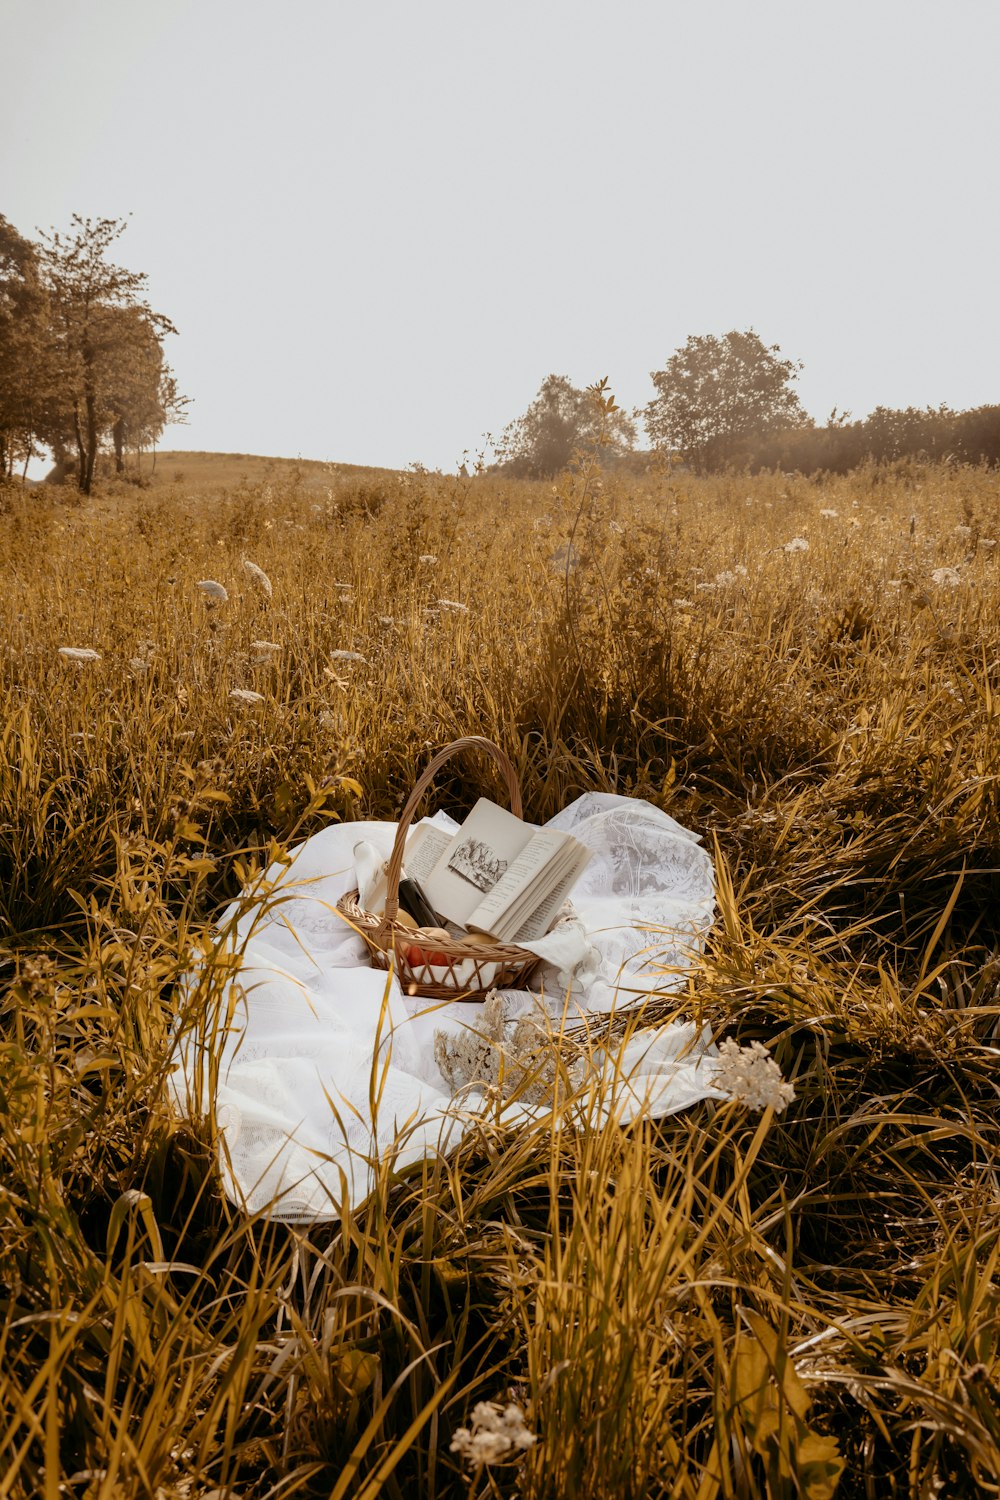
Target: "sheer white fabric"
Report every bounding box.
[169,794,722,1220]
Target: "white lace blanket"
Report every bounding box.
[169,793,723,1220]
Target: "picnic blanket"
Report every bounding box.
[169,792,723,1220]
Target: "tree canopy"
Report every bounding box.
[0,214,185,491]
[500,374,636,479]
[644,330,809,473]
[0,217,51,483]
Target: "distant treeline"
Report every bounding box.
[502,336,1000,479]
[745,404,1000,474]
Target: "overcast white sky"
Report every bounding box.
[4,0,999,470]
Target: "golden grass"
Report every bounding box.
[1,455,999,1496]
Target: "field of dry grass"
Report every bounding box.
[1,454,999,1497]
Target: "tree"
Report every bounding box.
[0,216,51,480]
[97,303,180,472]
[36,215,181,493]
[644,330,810,473]
[501,373,637,478]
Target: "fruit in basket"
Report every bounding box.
[463,930,501,948]
[393,909,418,930]
[404,926,452,968]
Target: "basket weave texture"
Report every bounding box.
[336,737,544,1001]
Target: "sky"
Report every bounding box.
[4,0,999,471]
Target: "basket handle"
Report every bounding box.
[382,736,523,922]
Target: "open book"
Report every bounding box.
[403,799,591,943]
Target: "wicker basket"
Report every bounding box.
[337,736,545,1001]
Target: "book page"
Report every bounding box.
[476,842,575,940]
[403,823,453,885]
[466,829,571,938]
[512,844,592,942]
[421,798,537,927]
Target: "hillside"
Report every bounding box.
[33,448,406,498]
[128,448,404,495]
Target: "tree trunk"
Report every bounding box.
[83,389,98,495]
[49,438,69,485]
[72,405,87,489]
[113,414,125,473]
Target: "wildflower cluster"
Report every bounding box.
[242,558,273,597]
[450,1400,536,1468]
[58,646,101,663]
[713,1037,796,1113]
[197,578,228,603]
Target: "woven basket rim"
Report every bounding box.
[337,887,544,963]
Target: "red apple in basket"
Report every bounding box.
[402,926,452,969]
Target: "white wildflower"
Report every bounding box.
[782,537,810,554]
[450,1401,536,1469]
[250,640,282,664]
[128,656,150,675]
[819,508,839,518]
[436,598,469,613]
[242,559,272,598]
[418,553,438,565]
[695,581,717,592]
[58,647,101,663]
[930,566,961,588]
[229,688,264,704]
[980,537,996,550]
[378,615,396,626]
[953,524,973,539]
[673,598,695,609]
[714,570,736,586]
[319,709,337,728]
[713,1038,795,1113]
[197,579,229,604]
[734,564,749,576]
[330,649,367,663]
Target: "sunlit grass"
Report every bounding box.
[1,457,999,1495]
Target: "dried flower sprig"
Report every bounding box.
[713,1038,796,1113]
[450,1400,536,1468]
[242,559,273,597]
